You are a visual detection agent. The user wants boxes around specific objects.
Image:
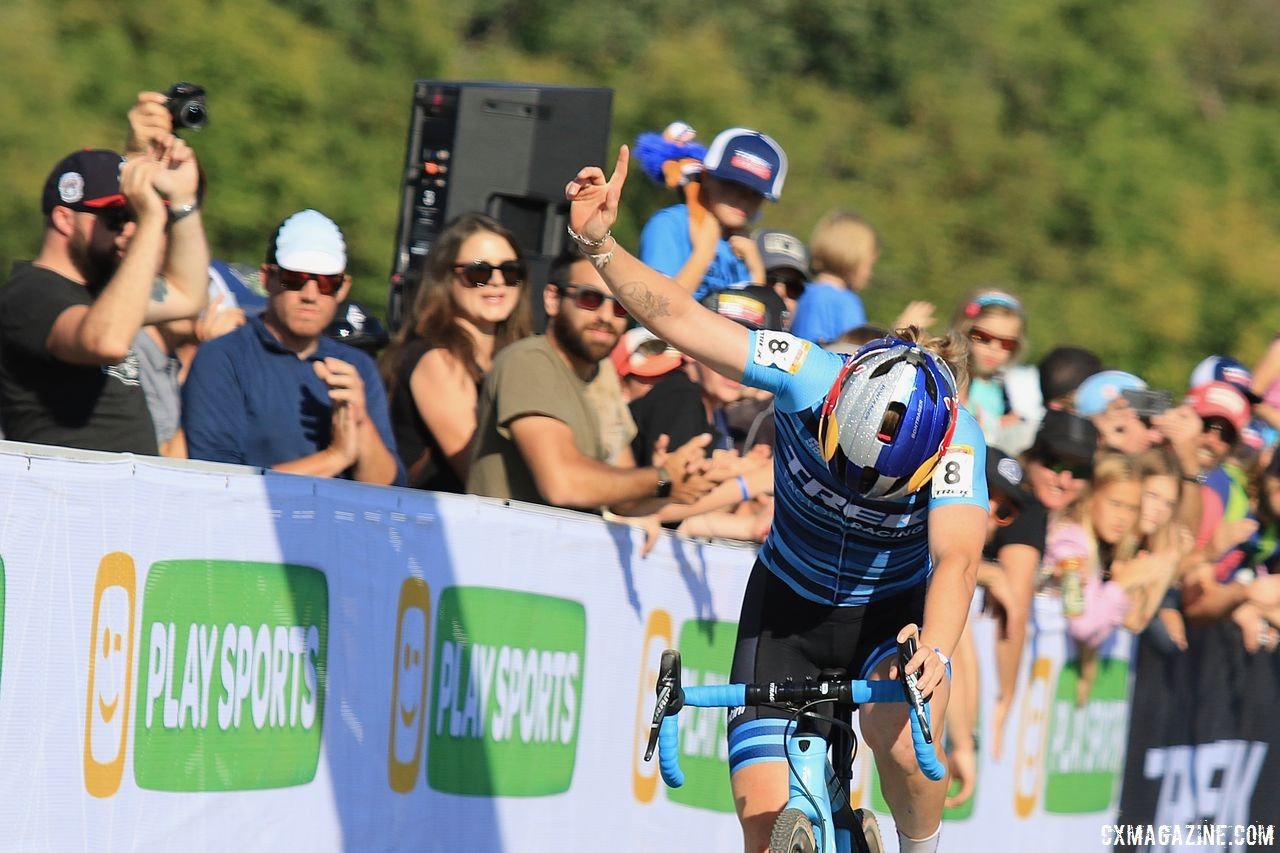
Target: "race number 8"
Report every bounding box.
[931,446,975,499]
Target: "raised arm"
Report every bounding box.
[566,146,750,381]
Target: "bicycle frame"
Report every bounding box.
[645,649,944,853]
[784,725,849,853]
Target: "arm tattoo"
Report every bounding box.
[619,280,672,319]
[150,275,169,305]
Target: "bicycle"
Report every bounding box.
[644,636,946,853]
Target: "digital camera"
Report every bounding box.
[165,82,208,131]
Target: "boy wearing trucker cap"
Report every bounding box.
[639,128,787,301]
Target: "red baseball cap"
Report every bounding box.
[611,328,682,379]
[1188,381,1251,435]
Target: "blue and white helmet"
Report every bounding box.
[818,337,959,500]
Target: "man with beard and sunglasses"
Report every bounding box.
[468,248,714,514]
[0,142,209,454]
[182,210,402,485]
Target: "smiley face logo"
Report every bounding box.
[388,577,430,793]
[1013,657,1053,818]
[84,552,137,798]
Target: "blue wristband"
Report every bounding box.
[736,475,750,502]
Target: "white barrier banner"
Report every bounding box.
[0,450,1122,851]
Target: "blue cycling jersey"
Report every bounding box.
[742,330,989,606]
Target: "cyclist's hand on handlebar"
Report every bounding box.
[890,624,948,700]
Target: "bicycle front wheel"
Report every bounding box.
[853,808,883,853]
[769,807,817,853]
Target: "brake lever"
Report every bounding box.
[644,649,684,762]
[898,634,933,745]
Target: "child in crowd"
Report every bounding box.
[789,209,877,344]
[1044,452,1140,704]
[790,210,934,345]
[638,128,785,300]
[950,289,1028,450]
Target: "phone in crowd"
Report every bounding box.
[1121,388,1174,419]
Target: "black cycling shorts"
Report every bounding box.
[725,560,925,775]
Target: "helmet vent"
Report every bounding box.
[877,402,906,443]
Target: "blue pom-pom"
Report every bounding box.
[634,131,708,185]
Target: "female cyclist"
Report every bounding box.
[566,147,988,853]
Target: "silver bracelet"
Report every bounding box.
[566,224,611,250]
[168,201,200,225]
[587,248,614,270]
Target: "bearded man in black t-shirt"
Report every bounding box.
[0,132,209,454]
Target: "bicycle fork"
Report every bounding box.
[784,733,857,853]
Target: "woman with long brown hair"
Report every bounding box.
[381,213,533,491]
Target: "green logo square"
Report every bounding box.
[133,560,329,791]
[427,587,586,796]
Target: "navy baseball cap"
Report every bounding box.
[42,149,127,215]
[1189,355,1261,403]
[702,128,787,201]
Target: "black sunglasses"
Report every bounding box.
[1040,454,1091,479]
[452,259,527,288]
[992,494,1021,526]
[94,206,135,232]
[557,284,629,319]
[1202,417,1239,446]
[767,271,806,300]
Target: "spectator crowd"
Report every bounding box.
[4,97,1278,811]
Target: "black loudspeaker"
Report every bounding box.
[386,81,614,331]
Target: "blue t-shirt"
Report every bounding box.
[741,330,988,606]
[183,314,405,484]
[789,283,867,344]
[638,204,752,302]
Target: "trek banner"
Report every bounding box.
[0,446,1122,851]
[1115,620,1280,851]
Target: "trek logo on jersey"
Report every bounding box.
[1043,656,1128,813]
[780,443,928,535]
[388,577,431,793]
[632,609,737,813]
[84,553,137,798]
[428,587,585,796]
[134,560,328,792]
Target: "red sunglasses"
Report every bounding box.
[558,284,629,319]
[271,265,345,296]
[968,327,1019,353]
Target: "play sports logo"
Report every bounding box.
[632,608,737,814]
[1013,655,1127,816]
[84,556,329,797]
[427,586,585,796]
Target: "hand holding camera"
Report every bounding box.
[126,83,207,156]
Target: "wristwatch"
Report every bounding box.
[168,200,200,224]
[655,466,673,499]
[1182,471,1208,485]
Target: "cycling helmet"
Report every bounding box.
[818,337,959,500]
